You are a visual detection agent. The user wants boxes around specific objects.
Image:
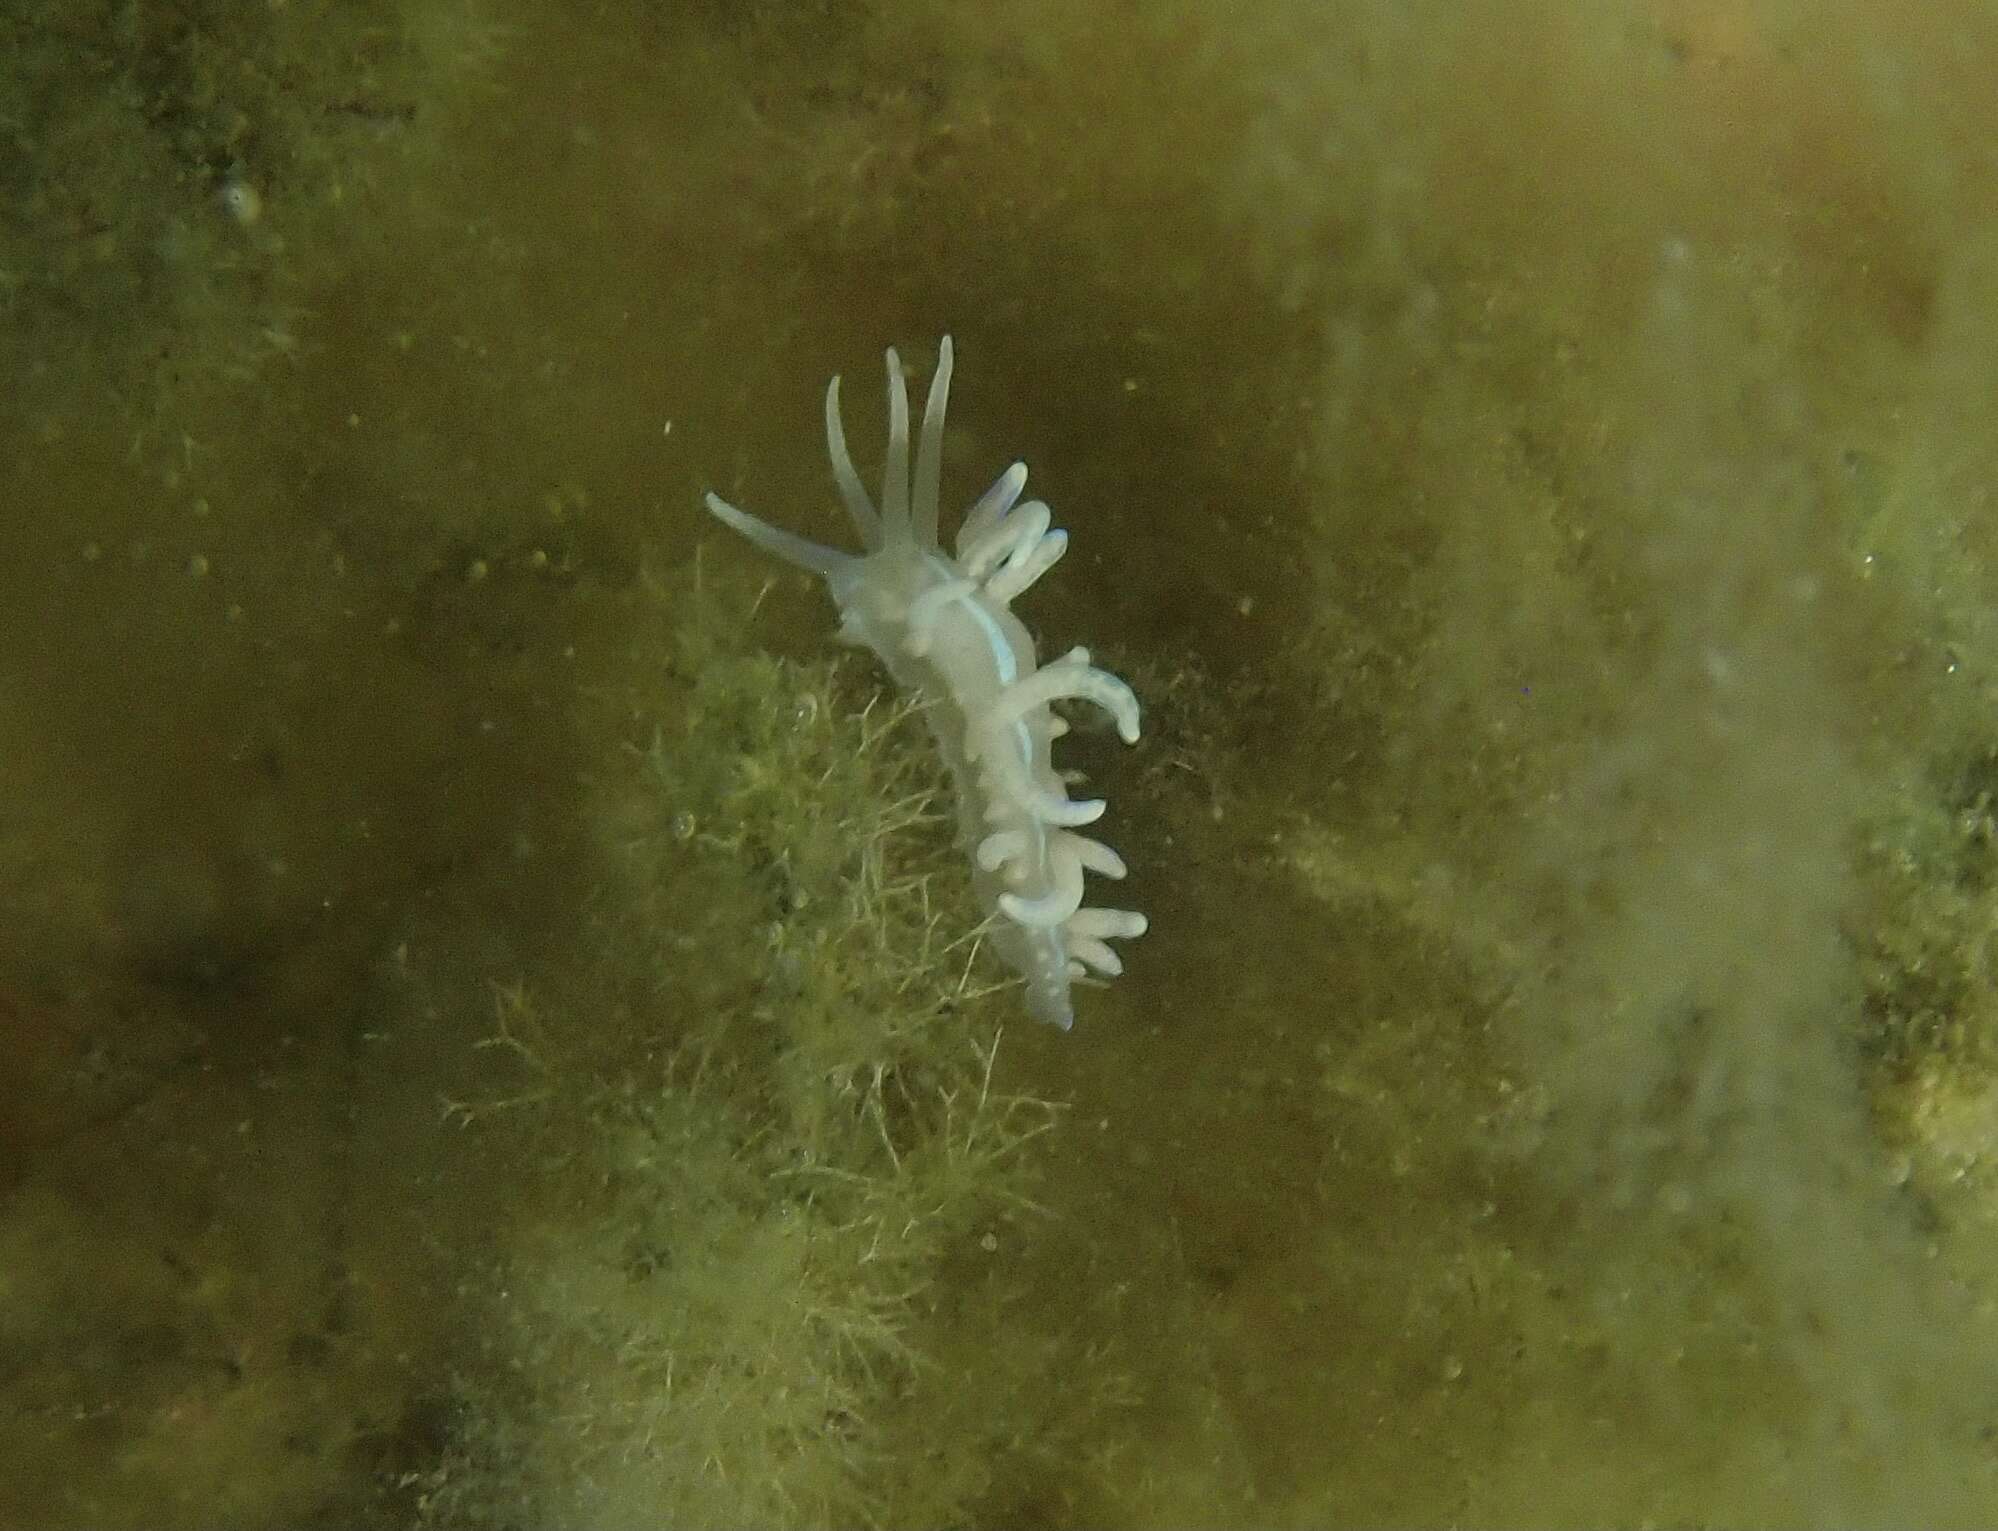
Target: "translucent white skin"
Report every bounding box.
[703,336,1145,1029]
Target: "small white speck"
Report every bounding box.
[217,177,262,226]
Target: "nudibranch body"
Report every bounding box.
[703,336,1145,1029]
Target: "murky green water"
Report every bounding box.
[6,2,1998,1525]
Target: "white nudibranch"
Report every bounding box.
[703,336,1145,1029]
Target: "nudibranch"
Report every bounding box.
[703,336,1145,1029]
